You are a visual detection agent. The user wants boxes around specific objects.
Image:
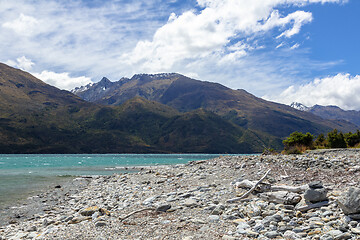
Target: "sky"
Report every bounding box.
[1,0,360,110]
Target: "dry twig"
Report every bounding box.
[119,208,155,222]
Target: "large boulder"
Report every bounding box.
[337,187,360,215]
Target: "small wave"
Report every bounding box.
[0,162,4,164]
[78,162,82,164]
[105,167,115,170]
[43,163,50,166]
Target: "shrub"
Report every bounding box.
[314,133,327,148]
[283,131,314,154]
[344,130,360,147]
[327,129,347,148]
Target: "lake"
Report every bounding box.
[0,154,221,206]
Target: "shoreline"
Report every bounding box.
[1,150,360,239]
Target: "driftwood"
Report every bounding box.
[235,180,308,193]
[259,191,302,205]
[296,201,330,212]
[227,169,271,203]
[119,208,155,222]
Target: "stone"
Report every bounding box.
[253,223,265,232]
[304,188,328,203]
[95,221,107,227]
[264,231,280,239]
[184,198,198,207]
[347,214,360,220]
[156,204,172,212]
[327,230,343,238]
[246,230,259,238]
[222,235,237,240]
[68,216,91,224]
[337,187,360,215]
[351,228,360,234]
[9,232,27,240]
[209,215,220,222]
[308,181,324,189]
[235,221,250,234]
[80,206,99,216]
[335,233,352,240]
[143,196,159,205]
[26,225,37,232]
[283,230,301,239]
[190,219,206,224]
[99,208,111,216]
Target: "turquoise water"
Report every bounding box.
[0,154,220,206]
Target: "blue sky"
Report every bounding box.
[1,0,360,110]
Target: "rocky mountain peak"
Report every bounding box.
[290,102,311,111]
[131,73,179,81]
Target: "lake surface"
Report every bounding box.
[0,154,221,206]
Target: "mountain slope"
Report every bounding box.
[74,73,357,138]
[0,63,274,153]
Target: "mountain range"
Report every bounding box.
[291,102,360,127]
[73,73,356,137]
[0,62,357,153]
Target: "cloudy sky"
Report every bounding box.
[1,0,359,110]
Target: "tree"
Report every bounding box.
[314,133,326,148]
[327,129,347,148]
[344,130,360,147]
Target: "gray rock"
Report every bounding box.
[308,181,324,189]
[337,187,360,215]
[143,196,159,205]
[327,230,343,237]
[334,232,352,240]
[347,213,360,220]
[184,198,198,207]
[208,215,220,222]
[264,231,280,239]
[95,221,107,227]
[222,236,237,240]
[304,188,327,203]
[253,223,265,232]
[156,204,171,212]
[236,221,250,234]
[283,230,301,239]
[26,225,37,232]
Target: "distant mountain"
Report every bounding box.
[0,63,275,153]
[73,73,357,138]
[290,102,360,127]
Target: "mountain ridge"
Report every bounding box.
[290,102,360,127]
[73,73,357,138]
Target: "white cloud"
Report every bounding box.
[5,56,35,71]
[268,73,360,110]
[120,0,341,74]
[33,71,92,91]
[2,13,39,36]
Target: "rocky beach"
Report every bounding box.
[1,149,360,240]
